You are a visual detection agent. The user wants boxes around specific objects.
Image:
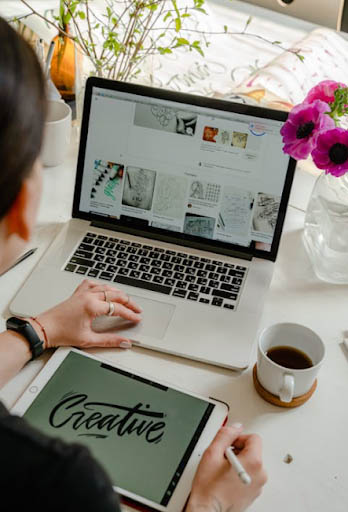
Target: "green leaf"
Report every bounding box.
[77,11,86,20]
[175,17,181,32]
[176,37,190,45]
[163,11,172,22]
[224,25,228,33]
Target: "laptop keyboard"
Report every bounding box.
[63,232,248,310]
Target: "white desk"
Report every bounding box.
[1,139,348,512]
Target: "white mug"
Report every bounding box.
[41,100,72,167]
[257,323,325,403]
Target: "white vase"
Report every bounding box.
[303,172,348,283]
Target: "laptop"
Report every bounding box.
[10,77,296,370]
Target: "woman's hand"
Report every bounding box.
[186,424,267,512]
[32,280,142,350]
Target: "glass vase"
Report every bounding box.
[303,172,348,283]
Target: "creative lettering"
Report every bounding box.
[49,393,166,443]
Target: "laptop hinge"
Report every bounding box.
[90,220,253,261]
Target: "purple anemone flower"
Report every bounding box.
[304,80,346,105]
[312,128,348,177]
[280,100,335,160]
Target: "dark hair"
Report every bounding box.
[0,18,46,219]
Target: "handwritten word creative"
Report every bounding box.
[49,393,166,444]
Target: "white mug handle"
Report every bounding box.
[279,373,294,403]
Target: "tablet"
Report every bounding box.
[12,348,228,511]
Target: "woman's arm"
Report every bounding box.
[0,279,142,390]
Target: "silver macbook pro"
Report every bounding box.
[10,78,296,369]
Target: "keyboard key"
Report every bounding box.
[176,281,187,289]
[153,247,164,252]
[223,303,235,310]
[151,267,161,275]
[189,255,199,260]
[100,271,113,281]
[104,241,115,249]
[185,275,195,283]
[174,264,185,273]
[221,283,240,292]
[164,278,175,287]
[174,272,184,281]
[188,284,199,292]
[200,286,211,295]
[116,259,127,268]
[224,262,235,268]
[121,240,130,245]
[217,267,227,274]
[182,259,193,266]
[162,262,173,270]
[143,245,153,250]
[199,298,210,304]
[118,268,130,276]
[116,244,127,251]
[197,270,207,278]
[137,249,149,256]
[228,269,245,278]
[178,252,187,258]
[232,278,243,285]
[153,275,165,284]
[87,268,99,278]
[171,256,182,264]
[220,275,231,283]
[95,247,106,255]
[149,251,159,259]
[95,262,107,270]
[70,256,94,268]
[107,265,118,273]
[109,238,119,243]
[93,239,104,246]
[140,257,151,265]
[82,237,94,245]
[212,297,223,307]
[209,272,219,281]
[86,232,97,238]
[151,260,161,268]
[118,252,128,260]
[127,262,138,270]
[162,270,173,278]
[142,273,152,281]
[236,265,247,270]
[129,270,141,279]
[187,292,199,301]
[79,243,94,252]
[126,246,138,254]
[106,249,117,257]
[197,277,208,285]
[131,242,141,247]
[114,275,171,295]
[185,267,196,276]
[139,264,150,273]
[160,254,171,262]
[97,235,107,240]
[209,280,219,289]
[213,260,223,266]
[205,264,216,272]
[105,256,116,264]
[165,250,176,255]
[65,263,76,272]
[76,266,88,275]
[129,254,139,262]
[172,289,187,298]
[212,289,238,300]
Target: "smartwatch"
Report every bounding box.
[6,317,44,361]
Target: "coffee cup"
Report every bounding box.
[256,323,325,403]
[41,100,72,167]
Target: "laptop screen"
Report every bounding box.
[74,79,295,261]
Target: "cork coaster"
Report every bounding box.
[252,364,317,408]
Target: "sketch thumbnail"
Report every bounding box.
[189,180,221,203]
[134,103,197,136]
[153,174,188,218]
[252,192,280,235]
[122,166,156,210]
[90,160,124,204]
[203,126,219,143]
[218,186,254,236]
[184,213,215,239]
[232,131,248,149]
[217,129,230,145]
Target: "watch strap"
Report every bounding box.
[6,317,44,360]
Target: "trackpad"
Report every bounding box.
[92,295,176,341]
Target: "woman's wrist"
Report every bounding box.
[26,316,52,350]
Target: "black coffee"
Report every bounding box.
[266,345,313,370]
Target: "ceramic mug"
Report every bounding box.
[256,323,325,403]
[41,100,72,167]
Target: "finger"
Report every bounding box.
[207,425,244,459]
[86,333,133,349]
[237,434,263,466]
[97,289,142,314]
[96,300,142,323]
[74,279,94,293]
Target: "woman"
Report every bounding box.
[0,18,267,511]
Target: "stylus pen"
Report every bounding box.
[0,248,37,277]
[225,446,252,485]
